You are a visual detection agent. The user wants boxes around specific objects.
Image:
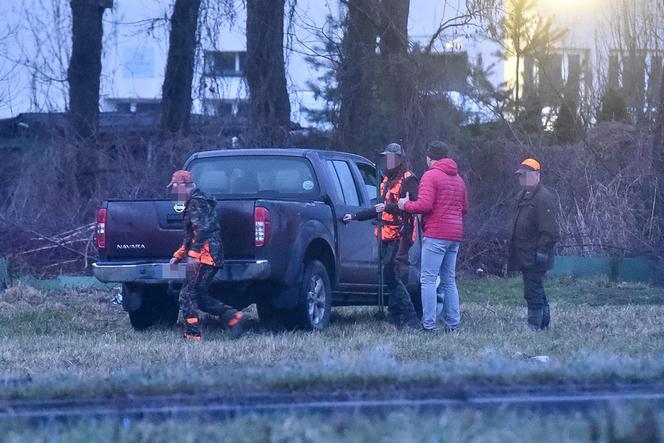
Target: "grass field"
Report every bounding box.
[1,277,664,400]
[2,405,663,443]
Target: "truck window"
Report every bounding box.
[325,161,345,204]
[327,160,360,206]
[188,156,319,197]
[356,163,378,204]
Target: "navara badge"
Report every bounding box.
[173,202,185,213]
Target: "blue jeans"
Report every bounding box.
[420,237,461,330]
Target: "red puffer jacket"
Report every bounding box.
[404,159,468,241]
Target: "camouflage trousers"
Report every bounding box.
[383,240,418,328]
[179,261,239,331]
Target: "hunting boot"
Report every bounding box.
[184,316,202,342]
[387,308,405,328]
[527,308,544,331]
[227,311,249,338]
[541,304,550,329]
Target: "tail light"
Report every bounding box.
[96,208,107,249]
[254,207,270,247]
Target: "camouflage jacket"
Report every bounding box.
[180,189,224,265]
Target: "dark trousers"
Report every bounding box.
[383,240,417,326]
[179,262,237,324]
[522,267,549,310]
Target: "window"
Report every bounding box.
[188,157,318,197]
[107,99,161,114]
[204,51,246,77]
[326,160,360,206]
[135,102,161,114]
[203,99,250,117]
[356,163,378,204]
[216,102,234,117]
[325,161,345,204]
[420,52,469,92]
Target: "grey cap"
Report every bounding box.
[380,143,405,156]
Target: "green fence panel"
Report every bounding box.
[551,256,664,286]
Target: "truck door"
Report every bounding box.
[323,159,379,289]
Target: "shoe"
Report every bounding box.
[184,332,202,342]
[443,325,459,334]
[228,311,249,338]
[405,318,421,330]
[421,327,437,333]
[184,316,202,341]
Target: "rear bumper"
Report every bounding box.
[92,260,271,284]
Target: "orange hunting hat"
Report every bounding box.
[167,170,194,188]
[515,158,541,174]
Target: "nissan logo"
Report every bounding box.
[173,202,186,213]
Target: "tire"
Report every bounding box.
[127,286,179,331]
[287,260,332,331]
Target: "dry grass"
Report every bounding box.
[1,278,664,400]
[2,406,663,443]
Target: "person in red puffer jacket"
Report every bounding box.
[398,141,468,332]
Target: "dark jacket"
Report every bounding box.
[175,189,224,266]
[403,159,468,242]
[508,184,560,271]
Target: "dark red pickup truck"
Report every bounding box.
[93,148,421,330]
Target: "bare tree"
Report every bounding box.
[160,0,202,136]
[337,0,380,157]
[378,0,411,144]
[11,0,73,113]
[488,0,566,118]
[68,0,112,198]
[245,0,291,146]
[69,0,111,139]
[0,26,18,114]
[652,0,664,176]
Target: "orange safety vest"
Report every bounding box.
[173,241,216,266]
[375,171,415,241]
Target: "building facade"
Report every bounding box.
[0,0,660,126]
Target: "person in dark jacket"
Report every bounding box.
[399,141,468,332]
[508,159,560,331]
[342,143,420,329]
[168,170,248,341]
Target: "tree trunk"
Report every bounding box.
[378,0,411,145]
[68,0,108,140]
[68,0,111,199]
[160,0,201,136]
[337,0,379,158]
[245,0,291,146]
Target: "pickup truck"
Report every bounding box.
[93,148,421,331]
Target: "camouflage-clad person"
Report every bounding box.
[168,170,248,341]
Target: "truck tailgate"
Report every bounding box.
[104,199,256,260]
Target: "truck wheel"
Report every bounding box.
[127,286,179,331]
[289,260,332,331]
